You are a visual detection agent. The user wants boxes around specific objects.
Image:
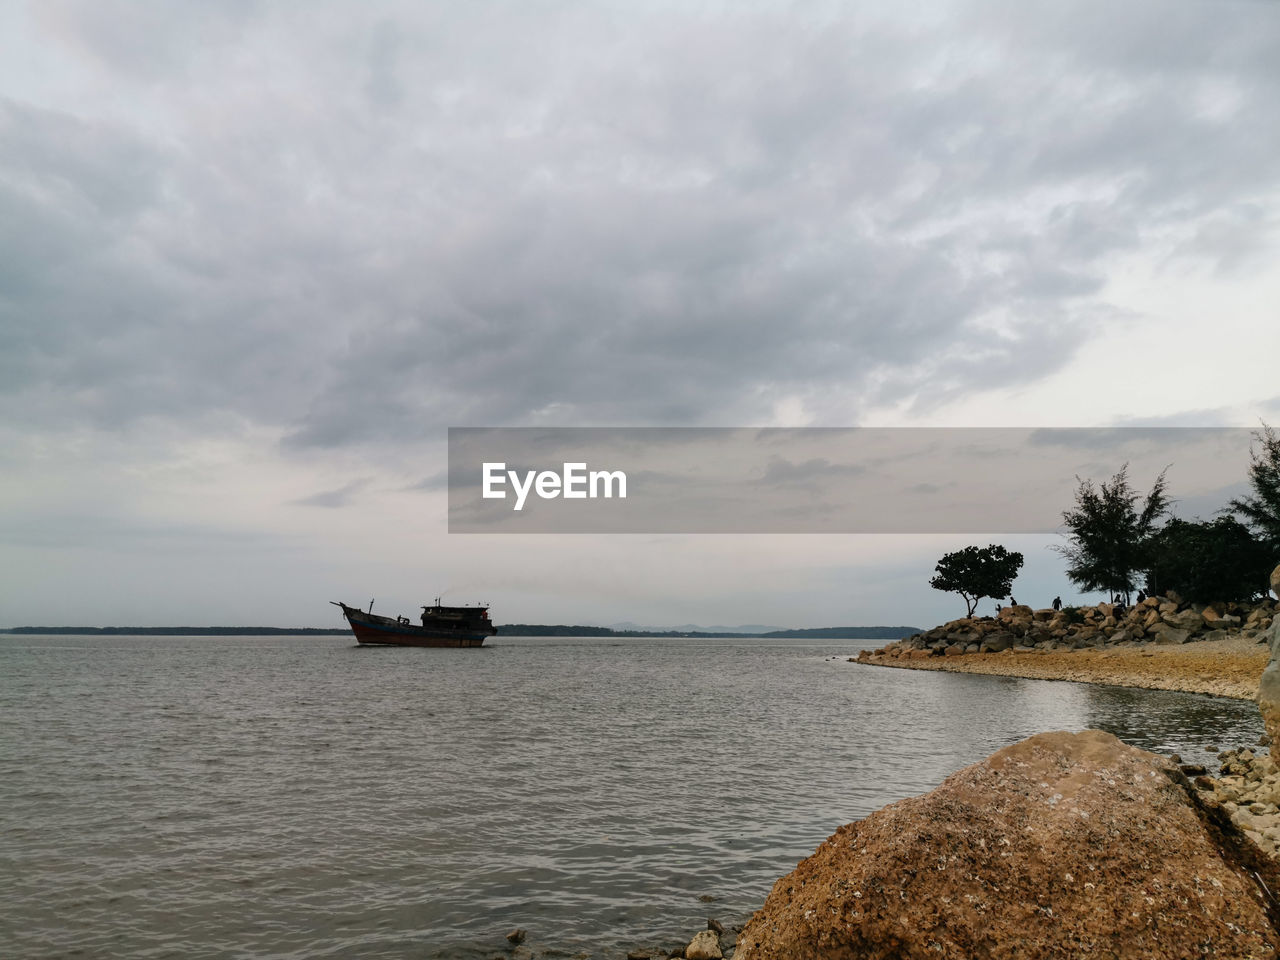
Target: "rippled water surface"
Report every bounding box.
[0,634,1263,958]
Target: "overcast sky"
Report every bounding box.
[3,0,1279,629]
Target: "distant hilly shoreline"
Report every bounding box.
[497,624,922,639]
[1,624,921,639]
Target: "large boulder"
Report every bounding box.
[1150,623,1190,645]
[978,631,1015,654]
[1273,562,1280,601]
[734,731,1279,960]
[998,604,1033,621]
[1162,608,1205,633]
[1258,617,1280,757]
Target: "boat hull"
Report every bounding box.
[348,618,490,647]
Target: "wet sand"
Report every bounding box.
[857,633,1269,700]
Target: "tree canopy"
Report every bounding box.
[1228,422,1280,554]
[1056,464,1169,604]
[929,544,1024,617]
[1144,516,1272,603]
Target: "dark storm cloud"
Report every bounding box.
[4,1,1279,451]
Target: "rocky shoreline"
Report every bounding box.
[854,593,1277,700]
[526,578,1280,958]
[1197,744,1280,864]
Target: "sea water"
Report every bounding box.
[0,634,1262,958]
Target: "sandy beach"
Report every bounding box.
[857,632,1270,700]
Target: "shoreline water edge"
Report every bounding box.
[632,574,1280,958]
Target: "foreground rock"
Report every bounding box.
[1258,614,1280,754]
[734,730,1280,960]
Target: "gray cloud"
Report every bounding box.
[758,456,865,487]
[2,0,1278,457]
[407,469,450,492]
[290,478,370,508]
[0,510,281,551]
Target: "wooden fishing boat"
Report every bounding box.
[331,599,497,647]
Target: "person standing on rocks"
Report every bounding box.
[1052,596,1062,611]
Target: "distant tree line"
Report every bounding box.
[1,626,349,636]
[495,624,922,639]
[3,624,922,639]
[930,423,1280,614]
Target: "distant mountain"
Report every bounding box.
[758,626,921,639]
[496,624,921,639]
[608,621,782,634]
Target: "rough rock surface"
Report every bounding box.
[1198,744,1280,862]
[734,731,1280,960]
[1273,562,1280,601]
[684,929,723,960]
[1257,618,1280,755]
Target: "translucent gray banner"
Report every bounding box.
[447,427,1254,533]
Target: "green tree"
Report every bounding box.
[1145,516,1271,602]
[1056,464,1170,604]
[1227,422,1280,553]
[929,544,1024,617]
